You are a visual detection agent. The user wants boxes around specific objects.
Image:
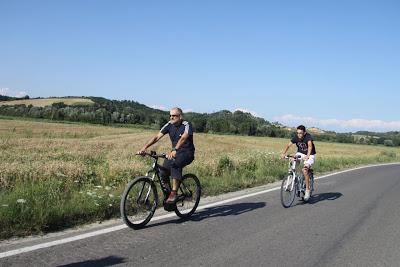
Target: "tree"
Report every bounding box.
[384,140,394,147]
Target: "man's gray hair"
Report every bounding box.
[171,107,183,115]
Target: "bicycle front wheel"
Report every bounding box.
[120,176,158,229]
[174,173,201,218]
[280,174,296,208]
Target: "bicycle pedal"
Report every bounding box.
[177,195,186,201]
[163,202,176,212]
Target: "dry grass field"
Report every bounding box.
[1,118,399,239]
[0,98,94,107]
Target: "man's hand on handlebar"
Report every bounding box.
[137,148,147,156]
[167,150,176,160]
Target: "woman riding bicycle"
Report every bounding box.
[138,107,195,204]
[281,125,316,201]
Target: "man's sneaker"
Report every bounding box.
[304,189,311,201]
[166,191,177,204]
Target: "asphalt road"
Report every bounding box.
[1,164,400,267]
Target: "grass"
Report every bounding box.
[0,117,399,239]
[0,97,94,107]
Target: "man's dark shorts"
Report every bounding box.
[160,150,194,181]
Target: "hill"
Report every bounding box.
[0,97,94,107]
[0,95,399,146]
[0,95,290,138]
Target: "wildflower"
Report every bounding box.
[16,199,26,204]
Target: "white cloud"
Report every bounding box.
[15,91,28,97]
[0,87,28,97]
[150,105,193,113]
[235,108,260,117]
[0,88,10,95]
[274,114,400,132]
[150,104,168,111]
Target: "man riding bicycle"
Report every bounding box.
[138,107,195,204]
[281,125,316,201]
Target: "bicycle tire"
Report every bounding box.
[300,172,314,202]
[174,173,201,218]
[281,174,296,208]
[120,176,158,229]
[310,170,314,193]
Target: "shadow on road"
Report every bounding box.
[192,201,266,221]
[57,256,125,267]
[147,201,266,228]
[308,192,343,204]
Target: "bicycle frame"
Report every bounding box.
[145,158,160,182]
[144,154,194,203]
[284,156,300,192]
[284,155,314,195]
[137,153,171,205]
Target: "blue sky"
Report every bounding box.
[1,0,399,132]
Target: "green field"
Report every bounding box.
[0,118,399,239]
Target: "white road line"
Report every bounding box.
[1,162,399,259]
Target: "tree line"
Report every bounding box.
[0,95,399,146]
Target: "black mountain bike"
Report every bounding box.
[280,155,314,208]
[120,151,201,229]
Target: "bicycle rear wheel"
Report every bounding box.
[174,173,201,218]
[281,174,296,208]
[120,176,158,229]
[310,170,315,193]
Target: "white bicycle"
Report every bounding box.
[280,155,314,208]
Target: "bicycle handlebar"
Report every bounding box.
[285,155,302,160]
[136,151,167,159]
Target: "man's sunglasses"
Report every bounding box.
[170,114,180,118]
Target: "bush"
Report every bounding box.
[217,155,234,173]
[384,140,394,147]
